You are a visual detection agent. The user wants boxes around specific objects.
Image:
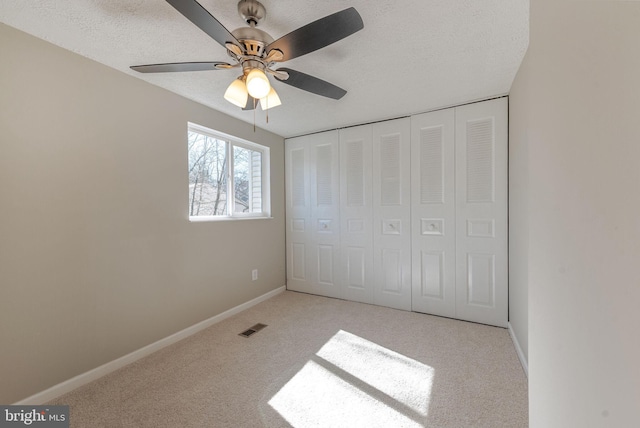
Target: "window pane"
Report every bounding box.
[187,123,269,220]
[233,146,262,214]
[188,132,227,216]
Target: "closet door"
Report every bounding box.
[285,136,311,293]
[455,98,508,327]
[285,131,341,298]
[339,125,374,304]
[372,118,412,310]
[410,108,456,317]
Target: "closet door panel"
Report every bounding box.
[340,126,374,303]
[285,131,341,298]
[410,108,456,317]
[372,118,412,311]
[285,138,313,293]
[455,98,508,327]
[309,131,341,298]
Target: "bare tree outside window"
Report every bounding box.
[188,132,228,216]
[188,125,267,219]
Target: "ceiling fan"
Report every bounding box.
[131,0,364,111]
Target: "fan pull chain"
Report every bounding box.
[253,97,256,132]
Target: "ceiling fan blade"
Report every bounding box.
[166,0,241,49]
[130,62,229,73]
[243,96,258,111]
[275,68,347,100]
[266,7,363,62]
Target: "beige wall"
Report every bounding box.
[0,23,285,404]
[508,53,530,366]
[511,1,640,426]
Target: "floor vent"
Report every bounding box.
[239,323,268,338]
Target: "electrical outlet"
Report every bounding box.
[252,269,258,281]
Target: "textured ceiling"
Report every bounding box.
[0,0,528,138]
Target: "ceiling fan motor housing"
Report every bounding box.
[231,26,274,58]
[238,0,266,26]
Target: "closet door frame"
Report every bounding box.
[285,97,508,327]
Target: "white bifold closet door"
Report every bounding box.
[339,125,374,304]
[372,118,412,311]
[338,119,412,310]
[455,99,508,327]
[286,98,507,326]
[410,108,457,318]
[285,131,341,299]
[410,98,508,326]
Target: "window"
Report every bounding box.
[188,123,270,220]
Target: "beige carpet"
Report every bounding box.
[50,291,528,427]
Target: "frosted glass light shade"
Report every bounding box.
[246,68,271,99]
[224,79,248,108]
[259,87,281,110]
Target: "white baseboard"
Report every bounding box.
[14,286,286,405]
[507,322,528,377]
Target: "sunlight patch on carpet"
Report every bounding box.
[268,330,434,427]
[317,330,434,415]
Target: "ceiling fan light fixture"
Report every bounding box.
[131,0,364,116]
[246,68,271,99]
[224,78,249,108]
[260,87,281,110]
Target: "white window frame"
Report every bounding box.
[188,122,271,221]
